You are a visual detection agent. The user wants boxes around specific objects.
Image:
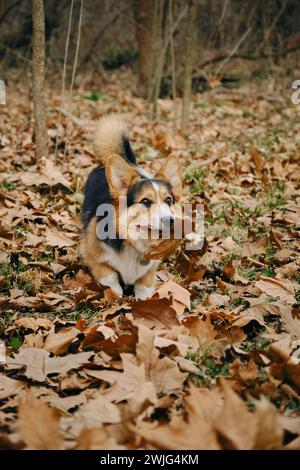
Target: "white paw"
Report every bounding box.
[98,275,123,297]
[110,285,123,297]
[134,285,155,300]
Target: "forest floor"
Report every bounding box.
[0,70,300,450]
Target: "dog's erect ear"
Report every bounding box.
[157,155,182,201]
[106,154,139,198]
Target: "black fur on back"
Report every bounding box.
[82,134,137,251]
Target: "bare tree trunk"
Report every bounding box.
[134,0,155,98]
[181,0,197,134]
[169,0,177,128]
[150,0,168,118]
[32,0,48,160]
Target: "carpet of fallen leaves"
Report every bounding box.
[0,69,300,450]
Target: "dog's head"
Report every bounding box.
[105,154,182,251]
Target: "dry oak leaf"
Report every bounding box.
[137,325,187,394]
[81,325,137,358]
[252,396,283,450]
[238,236,268,258]
[70,394,121,430]
[215,379,257,449]
[256,276,296,305]
[22,332,44,348]
[63,269,93,289]
[76,427,124,450]
[45,229,76,248]
[216,380,283,449]
[7,348,93,381]
[0,374,24,400]
[278,309,300,340]
[45,392,88,414]
[278,415,300,436]
[230,358,259,385]
[234,298,290,328]
[183,315,216,349]
[18,390,63,450]
[131,297,180,328]
[155,279,191,317]
[223,260,235,279]
[20,158,70,189]
[14,317,53,332]
[208,293,230,307]
[85,353,157,404]
[138,385,221,450]
[273,204,300,226]
[43,327,83,355]
[144,238,182,260]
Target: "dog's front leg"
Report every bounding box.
[91,262,123,297]
[134,264,157,300]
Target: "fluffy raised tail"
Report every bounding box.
[94,114,136,165]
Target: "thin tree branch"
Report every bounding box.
[194,43,300,76]
[55,0,74,158]
[0,0,24,27]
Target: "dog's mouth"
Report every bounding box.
[136,223,176,239]
[137,224,163,238]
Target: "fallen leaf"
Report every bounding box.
[0,374,24,400]
[18,390,63,450]
[43,327,83,355]
[256,276,296,304]
[7,348,93,381]
[138,385,221,449]
[136,325,186,394]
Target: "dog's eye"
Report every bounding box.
[140,198,152,208]
[164,197,173,206]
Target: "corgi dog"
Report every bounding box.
[80,114,182,299]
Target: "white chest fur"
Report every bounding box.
[100,242,157,285]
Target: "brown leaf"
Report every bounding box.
[144,238,182,260]
[155,279,191,317]
[256,276,296,304]
[187,263,206,281]
[238,237,268,258]
[223,260,235,279]
[14,317,53,332]
[85,353,157,403]
[43,327,82,355]
[82,326,137,358]
[136,325,186,394]
[76,428,123,450]
[230,358,259,385]
[138,385,221,449]
[215,380,256,449]
[0,374,24,400]
[18,390,63,450]
[131,297,179,327]
[45,229,76,248]
[70,394,121,429]
[7,348,94,381]
[183,315,216,349]
[253,397,283,449]
[250,147,264,173]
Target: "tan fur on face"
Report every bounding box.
[130,181,173,205]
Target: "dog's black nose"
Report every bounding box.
[161,216,174,228]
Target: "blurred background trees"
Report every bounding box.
[1,0,300,126]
